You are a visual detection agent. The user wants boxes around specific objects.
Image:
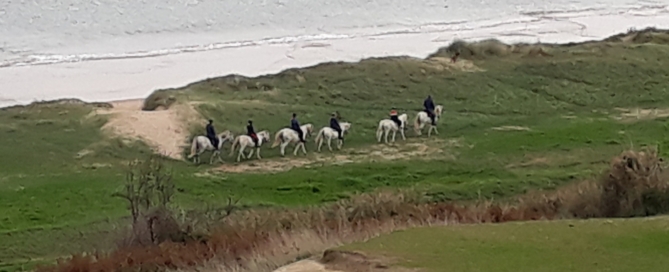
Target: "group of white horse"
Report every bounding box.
[186,105,443,164]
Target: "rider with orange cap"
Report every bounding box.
[389,107,402,128]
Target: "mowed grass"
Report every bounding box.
[3,30,669,269]
[339,216,669,272]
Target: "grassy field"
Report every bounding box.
[3,28,669,270]
[338,216,669,272]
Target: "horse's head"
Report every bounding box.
[435,105,443,117]
[399,113,408,123]
[218,130,235,142]
[259,130,271,142]
[304,124,313,137]
[341,122,351,133]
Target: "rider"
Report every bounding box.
[423,95,437,126]
[247,120,259,147]
[291,113,306,143]
[330,112,343,140]
[205,119,219,150]
[390,107,402,129]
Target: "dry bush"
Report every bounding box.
[429,39,512,59]
[517,148,669,219]
[112,155,215,250]
[142,91,177,111]
[39,150,669,272]
[600,148,669,217]
[428,39,555,61]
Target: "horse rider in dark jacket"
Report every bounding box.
[390,108,402,128]
[206,119,219,150]
[330,112,343,140]
[291,113,306,143]
[247,120,259,147]
[423,95,437,126]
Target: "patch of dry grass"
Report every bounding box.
[35,148,669,272]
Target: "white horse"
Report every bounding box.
[414,105,443,137]
[271,124,314,156]
[228,130,271,162]
[187,130,235,164]
[376,113,408,144]
[314,122,352,152]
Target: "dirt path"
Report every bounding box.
[213,138,460,174]
[612,107,669,122]
[273,250,413,272]
[273,260,343,272]
[96,99,200,160]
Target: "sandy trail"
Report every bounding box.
[214,138,457,174]
[96,99,199,160]
[273,260,343,272]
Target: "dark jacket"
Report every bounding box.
[291,118,301,131]
[206,124,216,137]
[330,117,341,131]
[424,97,435,111]
[247,124,255,135]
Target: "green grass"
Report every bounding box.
[339,216,669,272]
[4,30,669,270]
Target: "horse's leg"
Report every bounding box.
[337,139,343,150]
[327,137,333,152]
[247,148,254,159]
[237,146,244,162]
[256,147,262,159]
[194,147,202,164]
[301,141,307,155]
[317,138,323,152]
[292,142,299,156]
[280,141,287,157]
[384,129,389,144]
[217,149,224,163]
[401,127,406,140]
[392,130,396,143]
[433,125,439,135]
[294,142,305,156]
[210,150,218,164]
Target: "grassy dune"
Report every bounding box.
[2,28,669,270]
[338,216,669,272]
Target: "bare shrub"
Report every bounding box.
[600,148,668,217]
[429,39,512,59]
[112,155,196,248]
[38,149,669,272]
[142,91,177,111]
[517,147,669,219]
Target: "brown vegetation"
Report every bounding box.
[142,91,177,111]
[37,148,669,272]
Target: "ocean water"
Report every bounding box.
[1,0,669,107]
[2,0,668,68]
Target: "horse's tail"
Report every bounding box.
[187,138,198,159]
[229,137,239,156]
[376,122,384,140]
[413,113,421,131]
[315,129,324,145]
[271,130,283,148]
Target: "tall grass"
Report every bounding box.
[36,148,669,272]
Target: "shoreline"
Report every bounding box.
[2,13,669,109]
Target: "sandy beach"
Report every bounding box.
[3,12,669,109]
